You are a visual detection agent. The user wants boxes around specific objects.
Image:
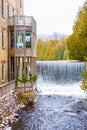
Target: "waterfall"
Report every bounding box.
[36,61,85,96]
[37,61,84,85]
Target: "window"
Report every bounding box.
[25,31,31,48]
[13,9,14,16]
[7,5,9,17]
[20,0,22,8]
[33,33,36,48]
[16,31,24,48]
[2,31,4,48]
[10,31,14,48]
[1,0,4,17]
[2,64,4,80]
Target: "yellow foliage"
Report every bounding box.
[37,39,67,60]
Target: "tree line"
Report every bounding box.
[37,39,68,60]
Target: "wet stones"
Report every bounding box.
[0,93,19,129]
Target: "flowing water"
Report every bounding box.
[11,61,87,130]
[37,61,84,96]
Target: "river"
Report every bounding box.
[11,61,87,130]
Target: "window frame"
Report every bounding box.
[20,0,22,8]
[1,0,4,17]
[12,8,14,16]
[2,31,4,49]
[25,31,32,48]
[2,64,4,81]
[7,5,9,17]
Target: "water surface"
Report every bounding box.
[11,61,87,130]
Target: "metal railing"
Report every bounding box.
[0,80,16,99]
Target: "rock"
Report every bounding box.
[48,94,51,97]
[5,126,12,130]
[63,99,87,112]
[0,93,20,129]
[17,102,25,108]
[0,123,5,128]
[14,113,19,118]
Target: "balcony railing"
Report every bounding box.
[8,16,36,30]
[9,48,36,57]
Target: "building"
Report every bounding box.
[0,0,37,85]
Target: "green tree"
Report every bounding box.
[66,1,87,61]
[81,57,87,93]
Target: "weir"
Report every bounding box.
[37,61,84,85]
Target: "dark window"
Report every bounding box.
[11,57,14,80]
[7,5,9,17]
[2,31,4,48]
[25,31,31,48]
[20,0,22,8]
[1,0,4,17]
[10,31,14,48]
[2,64,4,80]
[13,9,14,16]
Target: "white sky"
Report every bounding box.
[24,0,85,35]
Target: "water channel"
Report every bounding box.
[11,61,87,130]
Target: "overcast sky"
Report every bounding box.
[24,0,85,35]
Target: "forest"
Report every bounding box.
[37,1,87,61]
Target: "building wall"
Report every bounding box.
[0,0,23,84]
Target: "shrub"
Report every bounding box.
[16,74,38,83]
[81,57,87,93]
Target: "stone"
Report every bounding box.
[0,92,20,129]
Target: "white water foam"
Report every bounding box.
[37,61,85,98]
[37,82,85,98]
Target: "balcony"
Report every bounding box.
[8,16,36,31]
[8,16,37,57]
[15,48,33,57]
[9,48,36,57]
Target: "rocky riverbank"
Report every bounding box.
[0,90,36,130]
[0,93,20,130]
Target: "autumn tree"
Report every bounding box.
[66,1,87,61]
[37,39,66,61]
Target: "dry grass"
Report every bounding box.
[17,90,36,105]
